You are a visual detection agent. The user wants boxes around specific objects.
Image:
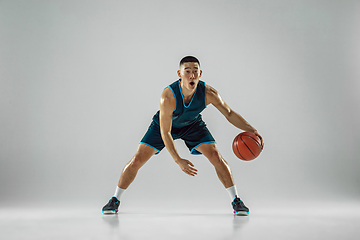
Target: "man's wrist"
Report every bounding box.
[174,157,182,164]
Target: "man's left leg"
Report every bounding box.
[196,143,250,215]
[195,142,234,187]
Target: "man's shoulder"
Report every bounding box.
[162,86,176,101]
[205,84,216,94]
[160,87,176,112]
[205,84,221,105]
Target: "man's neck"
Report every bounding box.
[180,80,196,98]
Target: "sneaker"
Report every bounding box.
[232,195,249,216]
[102,197,120,214]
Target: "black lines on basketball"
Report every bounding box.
[234,135,245,160]
[240,135,256,158]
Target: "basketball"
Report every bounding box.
[232,132,263,161]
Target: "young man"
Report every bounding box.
[102,56,262,216]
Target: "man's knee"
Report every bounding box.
[128,145,155,170]
[128,155,145,170]
[207,149,225,166]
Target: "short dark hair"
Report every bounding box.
[179,56,200,67]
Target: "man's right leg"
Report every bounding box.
[118,143,157,189]
[102,144,157,214]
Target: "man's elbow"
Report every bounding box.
[160,128,171,138]
[224,109,233,120]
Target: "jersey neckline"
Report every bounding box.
[178,79,198,108]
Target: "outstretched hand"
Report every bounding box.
[176,159,198,176]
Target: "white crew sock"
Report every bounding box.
[114,186,126,201]
[226,185,239,201]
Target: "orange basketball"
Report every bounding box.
[232,132,263,161]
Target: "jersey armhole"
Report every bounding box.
[167,86,177,112]
[204,82,207,109]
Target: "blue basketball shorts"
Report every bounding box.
[140,120,216,155]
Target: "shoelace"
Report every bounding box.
[233,198,245,208]
[108,198,119,207]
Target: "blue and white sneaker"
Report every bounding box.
[232,196,249,216]
[102,197,120,214]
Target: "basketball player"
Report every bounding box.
[102,56,262,215]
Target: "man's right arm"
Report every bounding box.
[159,88,198,176]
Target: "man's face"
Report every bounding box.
[177,62,202,91]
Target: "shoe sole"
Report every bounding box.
[102,209,118,214]
[234,210,249,216]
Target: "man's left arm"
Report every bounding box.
[206,85,262,138]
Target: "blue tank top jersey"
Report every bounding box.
[153,79,207,128]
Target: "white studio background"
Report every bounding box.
[1,0,359,210]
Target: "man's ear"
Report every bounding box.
[177,70,181,78]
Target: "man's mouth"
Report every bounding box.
[190,82,195,86]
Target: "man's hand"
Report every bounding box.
[176,159,198,176]
[253,130,264,149]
